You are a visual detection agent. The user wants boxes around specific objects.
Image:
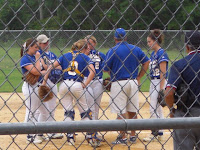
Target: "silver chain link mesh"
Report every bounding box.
[0,1,200,150]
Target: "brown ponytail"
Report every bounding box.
[20,38,37,57]
[148,29,164,44]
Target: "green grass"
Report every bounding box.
[0,46,184,92]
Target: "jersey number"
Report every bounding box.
[68,61,78,76]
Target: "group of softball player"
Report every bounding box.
[20,34,105,147]
[20,28,168,146]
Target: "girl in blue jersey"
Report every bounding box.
[36,34,63,139]
[20,38,49,144]
[84,35,106,120]
[84,35,106,142]
[143,29,169,142]
[42,39,100,147]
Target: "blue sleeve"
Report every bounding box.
[20,56,32,68]
[85,55,90,63]
[100,52,106,69]
[158,51,169,63]
[138,49,150,64]
[104,49,113,71]
[100,52,106,61]
[52,52,57,59]
[57,55,63,65]
[167,62,181,89]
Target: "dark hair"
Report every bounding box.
[20,38,37,57]
[148,29,164,44]
[185,31,200,50]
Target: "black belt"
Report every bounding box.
[117,78,136,81]
[151,77,160,80]
[64,78,82,82]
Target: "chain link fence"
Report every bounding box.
[0,1,200,150]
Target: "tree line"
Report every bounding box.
[0,0,199,30]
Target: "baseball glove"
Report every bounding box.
[174,82,189,108]
[103,77,111,92]
[48,69,63,84]
[38,85,54,102]
[22,72,40,85]
[157,89,166,107]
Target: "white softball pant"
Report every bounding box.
[59,79,89,121]
[34,79,57,122]
[22,82,49,123]
[85,78,104,120]
[110,79,139,114]
[149,79,166,119]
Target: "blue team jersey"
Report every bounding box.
[84,50,106,78]
[104,42,149,81]
[149,48,169,79]
[57,51,93,81]
[167,50,200,102]
[20,54,42,82]
[38,49,57,65]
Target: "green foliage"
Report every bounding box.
[0,0,199,30]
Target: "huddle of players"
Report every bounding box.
[20,34,106,147]
[21,28,197,148]
[20,30,166,146]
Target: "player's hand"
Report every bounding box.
[136,77,141,92]
[136,76,141,86]
[82,83,87,89]
[170,108,175,118]
[35,51,40,60]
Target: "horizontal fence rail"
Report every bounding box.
[0,117,200,135]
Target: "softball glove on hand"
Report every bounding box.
[157,89,166,107]
[22,72,40,85]
[38,85,53,102]
[103,77,111,92]
[48,69,63,84]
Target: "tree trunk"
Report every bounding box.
[38,0,43,20]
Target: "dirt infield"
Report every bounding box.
[0,92,173,150]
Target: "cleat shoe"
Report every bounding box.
[96,133,105,142]
[143,134,155,142]
[112,135,127,145]
[38,134,49,141]
[86,133,101,147]
[87,138,101,147]
[27,135,44,144]
[48,133,63,139]
[33,135,43,144]
[129,136,137,144]
[26,135,34,144]
[157,132,164,141]
[67,133,76,146]
[143,133,163,142]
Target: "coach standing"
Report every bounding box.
[104,28,150,145]
[165,31,200,150]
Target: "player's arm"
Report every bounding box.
[159,61,167,90]
[137,60,150,85]
[103,49,113,75]
[165,63,180,118]
[56,65,62,70]
[53,54,62,70]
[40,58,48,70]
[24,52,42,75]
[42,60,60,85]
[82,64,95,88]
[165,87,175,118]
